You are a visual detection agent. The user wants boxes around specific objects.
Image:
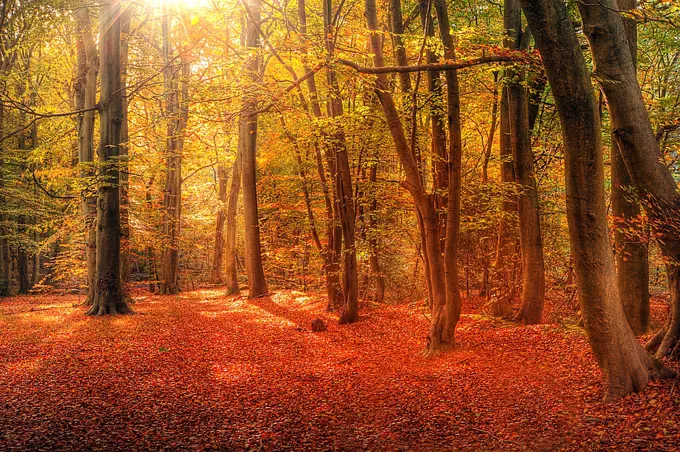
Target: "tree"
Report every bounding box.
[225,119,244,294]
[364,0,461,350]
[577,0,680,359]
[86,0,131,315]
[504,0,545,324]
[520,0,673,400]
[159,11,189,295]
[607,0,650,336]
[241,0,268,298]
[211,161,229,284]
[74,6,98,304]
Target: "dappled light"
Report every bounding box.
[1,0,680,448]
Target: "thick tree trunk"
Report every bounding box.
[159,13,188,295]
[86,0,131,316]
[520,0,673,400]
[74,7,98,304]
[225,122,244,294]
[577,0,680,358]
[607,0,649,336]
[241,0,268,298]
[211,163,229,284]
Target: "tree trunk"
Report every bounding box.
[322,0,359,324]
[493,2,520,315]
[225,121,244,294]
[74,7,98,304]
[159,12,189,295]
[211,162,229,284]
[368,159,385,303]
[577,0,680,359]
[296,0,344,310]
[520,0,673,400]
[433,0,463,348]
[505,0,545,324]
[510,76,545,324]
[18,214,29,294]
[480,75,500,297]
[86,0,131,315]
[119,6,131,285]
[365,0,458,350]
[241,0,268,298]
[607,0,649,336]
[0,99,8,296]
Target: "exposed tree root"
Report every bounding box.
[86,294,134,316]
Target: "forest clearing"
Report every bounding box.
[1,289,679,451]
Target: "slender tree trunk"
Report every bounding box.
[74,7,98,304]
[225,121,244,294]
[577,0,680,359]
[17,213,29,294]
[607,0,649,336]
[493,2,520,315]
[86,0,131,315]
[159,12,188,295]
[320,0,358,324]
[365,0,458,350]
[368,158,385,303]
[433,0,463,348]
[504,0,545,324]
[0,99,7,296]
[241,0,268,298]
[520,0,673,400]
[480,76,500,297]
[211,163,229,284]
[297,0,344,310]
[510,76,545,324]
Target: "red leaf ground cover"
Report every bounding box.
[1,290,679,451]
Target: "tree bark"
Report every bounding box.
[297,0,343,310]
[368,158,385,303]
[505,0,545,324]
[493,1,520,314]
[159,12,189,295]
[365,0,459,350]
[211,162,229,284]
[322,0,359,324]
[607,0,650,336]
[86,0,131,315]
[74,7,98,304]
[225,121,244,294]
[241,0,268,298]
[577,0,680,358]
[520,0,673,400]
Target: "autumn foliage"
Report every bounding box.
[1,290,679,450]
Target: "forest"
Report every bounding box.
[1,0,679,449]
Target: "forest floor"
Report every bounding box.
[1,289,679,451]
